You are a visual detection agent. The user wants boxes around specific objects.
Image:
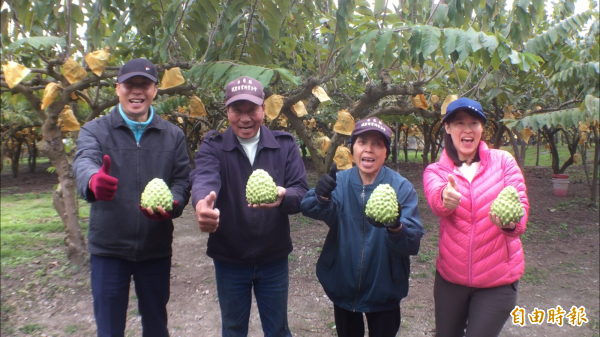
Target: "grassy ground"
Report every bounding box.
[0,192,89,267]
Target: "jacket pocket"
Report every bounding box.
[390,256,409,285]
[317,244,336,270]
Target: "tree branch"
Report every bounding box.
[239,0,258,61]
[200,0,231,63]
[321,23,338,77]
[166,0,192,58]
[313,19,322,73]
[64,0,72,61]
[0,81,46,120]
[458,61,476,96]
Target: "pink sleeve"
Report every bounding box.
[423,165,455,218]
[499,152,529,237]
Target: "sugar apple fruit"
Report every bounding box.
[246,169,278,205]
[141,178,173,212]
[365,184,399,224]
[490,186,524,225]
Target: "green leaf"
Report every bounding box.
[375,29,393,61]
[455,30,470,62]
[211,63,235,84]
[466,28,482,52]
[584,94,600,122]
[491,50,501,70]
[442,28,460,56]
[356,6,374,16]
[509,50,521,64]
[274,68,301,86]
[488,88,503,98]
[421,26,441,56]
[108,11,128,49]
[432,4,449,27]
[199,0,218,22]
[374,0,386,16]
[481,33,498,54]
[8,36,66,50]
[256,69,275,87]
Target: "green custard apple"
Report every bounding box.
[141,178,174,212]
[246,169,278,205]
[365,184,399,224]
[490,186,524,225]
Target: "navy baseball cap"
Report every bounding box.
[443,97,487,123]
[226,76,265,106]
[117,58,158,83]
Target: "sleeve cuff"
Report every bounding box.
[316,195,332,204]
[388,223,408,242]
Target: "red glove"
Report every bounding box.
[139,201,179,221]
[89,155,118,201]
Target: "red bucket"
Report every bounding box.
[551,175,569,197]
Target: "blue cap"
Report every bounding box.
[443,97,486,123]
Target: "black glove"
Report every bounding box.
[367,204,402,229]
[315,163,338,199]
[367,216,402,229]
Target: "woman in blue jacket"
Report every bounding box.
[301,117,424,337]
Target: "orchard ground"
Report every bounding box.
[1,157,598,337]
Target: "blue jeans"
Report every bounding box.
[213,257,292,337]
[90,254,171,337]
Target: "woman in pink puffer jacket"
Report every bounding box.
[423,98,529,337]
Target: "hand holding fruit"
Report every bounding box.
[249,186,286,209]
[196,191,220,233]
[139,178,177,220]
[89,155,118,201]
[140,201,179,221]
[442,174,461,210]
[489,212,516,230]
[315,163,337,200]
[366,184,402,232]
[489,186,523,230]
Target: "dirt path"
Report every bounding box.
[1,162,598,336]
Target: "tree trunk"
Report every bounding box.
[403,131,409,163]
[492,123,506,149]
[40,102,87,266]
[11,138,23,178]
[507,129,525,169]
[27,140,37,173]
[536,132,540,166]
[392,123,398,165]
[590,126,599,204]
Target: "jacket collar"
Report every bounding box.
[222,124,280,151]
[108,106,165,130]
[438,140,490,169]
[350,165,388,188]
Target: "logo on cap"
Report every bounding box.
[145,67,150,71]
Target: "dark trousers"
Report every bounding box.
[333,304,401,337]
[90,254,171,337]
[213,257,292,337]
[434,270,518,337]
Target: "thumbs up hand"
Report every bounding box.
[315,163,338,200]
[89,155,118,201]
[442,174,461,210]
[196,191,220,233]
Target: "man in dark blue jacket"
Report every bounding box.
[190,76,308,337]
[301,118,424,337]
[73,58,190,337]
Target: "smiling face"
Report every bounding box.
[227,100,265,139]
[116,76,158,122]
[352,131,387,185]
[445,110,484,163]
